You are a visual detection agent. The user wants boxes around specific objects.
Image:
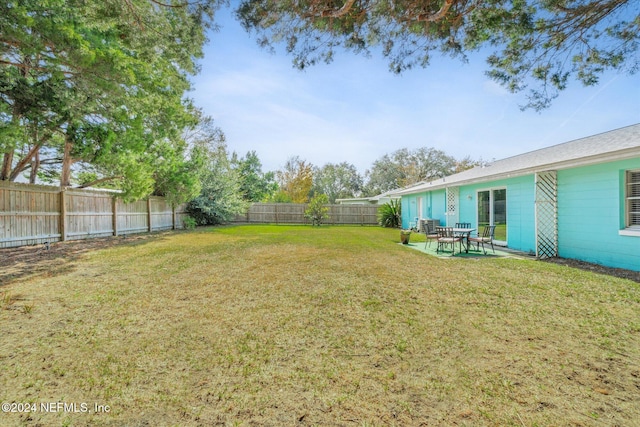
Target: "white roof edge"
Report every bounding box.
[335,197,370,202]
[337,190,402,202]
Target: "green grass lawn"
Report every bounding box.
[1,225,639,426]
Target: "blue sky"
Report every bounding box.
[190,6,640,175]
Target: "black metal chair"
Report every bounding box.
[469,225,496,254]
[455,222,471,229]
[424,222,439,248]
[436,226,462,256]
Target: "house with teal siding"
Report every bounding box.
[394,124,640,272]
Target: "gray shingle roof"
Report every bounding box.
[396,123,640,196]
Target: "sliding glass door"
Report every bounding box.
[477,189,507,244]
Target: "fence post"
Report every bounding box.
[112,196,118,236]
[59,188,67,241]
[172,204,176,230]
[147,198,152,232]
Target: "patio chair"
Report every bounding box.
[454,222,472,244]
[424,222,439,249]
[436,226,462,256]
[455,222,471,229]
[469,225,496,254]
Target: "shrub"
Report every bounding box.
[378,199,401,228]
[186,142,248,225]
[183,216,197,230]
[304,194,330,226]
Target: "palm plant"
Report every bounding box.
[377,199,401,228]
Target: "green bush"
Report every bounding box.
[378,199,401,228]
[183,216,197,230]
[304,194,330,226]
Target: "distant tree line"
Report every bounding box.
[197,147,481,229]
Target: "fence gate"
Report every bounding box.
[535,171,558,259]
[445,186,459,226]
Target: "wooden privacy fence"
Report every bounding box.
[232,203,380,225]
[0,182,188,249]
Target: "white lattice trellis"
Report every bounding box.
[445,187,459,226]
[535,171,558,259]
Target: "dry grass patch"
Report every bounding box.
[1,225,639,426]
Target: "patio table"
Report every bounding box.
[452,228,475,253]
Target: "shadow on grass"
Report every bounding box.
[399,240,515,259]
[542,257,640,283]
[402,236,640,282]
[0,232,173,286]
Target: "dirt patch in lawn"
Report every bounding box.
[0,233,165,286]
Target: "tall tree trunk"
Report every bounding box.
[1,152,13,181]
[60,133,74,187]
[10,121,63,182]
[29,151,40,184]
[9,143,42,182]
[29,120,40,184]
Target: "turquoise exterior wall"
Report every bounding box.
[460,176,536,253]
[401,176,536,252]
[431,190,447,225]
[401,157,640,271]
[401,196,414,229]
[401,190,446,229]
[557,159,640,271]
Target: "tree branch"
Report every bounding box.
[321,0,358,18]
[0,59,76,76]
[77,175,123,188]
[10,157,62,176]
[149,0,190,8]
[9,144,43,182]
[417,0,455,23]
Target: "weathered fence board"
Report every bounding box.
[232,203,379,225]
[0,183,60,247]
[66,189,114,239]
[150,197,175,231]
[0,182,187,249]
[175,205,190,229]
[116,199,148,234]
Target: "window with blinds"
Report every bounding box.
[627,170,640,228]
